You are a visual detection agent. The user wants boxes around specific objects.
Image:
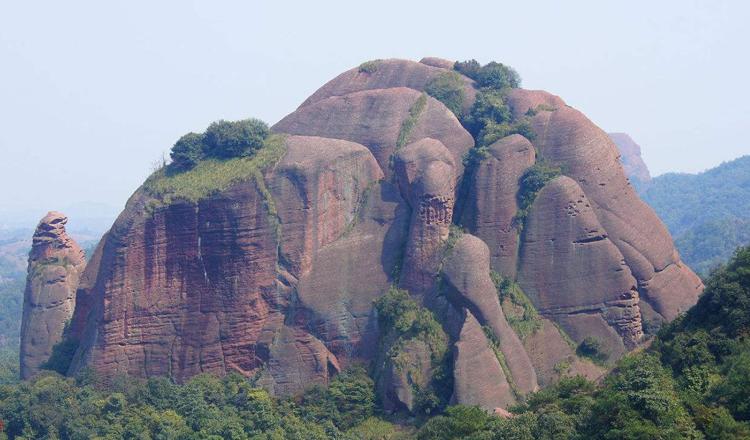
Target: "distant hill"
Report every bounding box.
[639,155,750,276]
[609,133,652,190]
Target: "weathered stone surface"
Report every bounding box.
[68,135,403,396]
[42,57,703,404]
[20,212,86,379]
[517,176,643,354]
[274,87,474,180]
[506,89,702,320]
[394,138,456,295]
[522,318,604,387]
[452,310,515,410]
[442,234,538,395]
[608,132,652,188]
[460,134,535,278]
[301,58,475,111]
[379,338,433,412]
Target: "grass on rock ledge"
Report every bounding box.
[143,134,287,206]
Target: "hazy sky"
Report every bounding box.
[1,1,748,222]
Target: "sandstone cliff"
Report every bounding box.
[20,212,86,379]
[27,57,702,413]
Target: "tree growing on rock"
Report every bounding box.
[203,118,269,159]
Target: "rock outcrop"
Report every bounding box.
[608,132,652,189]
[28,57,703,413]
[20,212,86,379]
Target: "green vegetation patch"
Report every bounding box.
[396,93,427,152]
[491,271,542,339]
[425,71,465,116]
[144,134,287,207]
[40,336,79,375]
[375,286,451,415]
[575,336,609,365]
[482,325,520,398]
[358,59,381,74]
[513,160,562,230]
[524,103,557,117]
[454,59,521,89]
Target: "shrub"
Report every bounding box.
[453,59,481,80]
[475,61,521,89]
[464,88,511,137]
[454,59,521,90]
[576,337,609,364]
[425,71,465,116]
[513,161,562,229]
[170,132,204,170]
[40,336,79,375]
[358,60,380,74]
[203,118,269,159]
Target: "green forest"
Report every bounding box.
[640,156,750,276]
[1,246,748,439]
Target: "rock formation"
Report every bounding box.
[23,57,703,413]
[608,132,652,189]
[20,212,86,379]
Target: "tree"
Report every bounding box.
[425,71,466,116]
[170,132,204,170]
[475,61,521,89]
[203,118,269,159]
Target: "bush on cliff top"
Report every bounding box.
[454,59,521,89]
[168,118,270,171]
[145,133,286,205]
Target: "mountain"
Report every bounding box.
[19,57,701,414]
[608,132,652,190]
[640,155,750,276]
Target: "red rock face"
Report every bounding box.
[68,135,402,395]
[394,138,457,295]
[517,176,643,358]
[20,212,86,379]
[460,134,536,278]
[274,87,474,180]
[49,58,702,411]
[452,310,515,410]
[505,89,702,321]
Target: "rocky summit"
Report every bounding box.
[23,58,703,412]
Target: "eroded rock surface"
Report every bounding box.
[452,310,515,410]
[38,58,703,411]
[506,89,702,321]
[394,138,457,295]
[443,234,538,395]
[20,212,86,379]
[517,176,643,357]
[460,134,535,278]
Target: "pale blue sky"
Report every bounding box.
[1,1,748,223]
